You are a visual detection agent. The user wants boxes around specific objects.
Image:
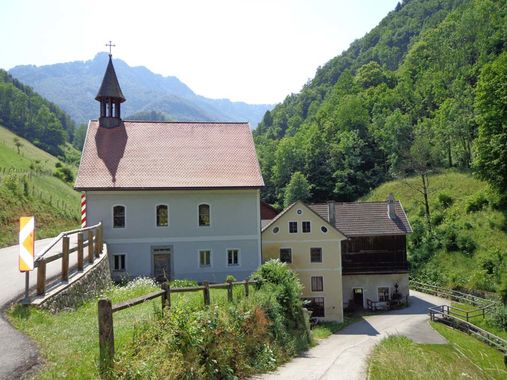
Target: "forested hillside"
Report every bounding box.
[365,171,506,292]
[0,70,76,157]
[254,0,507,207]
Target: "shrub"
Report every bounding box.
[113,262,310,379]
[456,234,476,255]
[3,174,19,193]
[465,192,489,213]
[54,166,74,183]
[431,212,444,226]
[437,192,454,209]
[486,305,507,330]
[226,275,236,282]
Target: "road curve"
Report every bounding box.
[256,290,449,380]
[0,236,78,380]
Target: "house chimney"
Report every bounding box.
[327,201,336,226]
[387,193,396,219]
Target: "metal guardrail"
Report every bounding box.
[409,279,498,309]
[429,305,507,354]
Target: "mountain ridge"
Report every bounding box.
[10,53,272,127]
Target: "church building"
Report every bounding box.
[75,54,264,282]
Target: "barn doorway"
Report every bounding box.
[152,246,171,282]
[353,287,364,309]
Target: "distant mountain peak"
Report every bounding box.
[9,54,273,127]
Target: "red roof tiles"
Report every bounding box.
[75,121,264,190]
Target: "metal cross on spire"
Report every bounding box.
[105,41,116,56]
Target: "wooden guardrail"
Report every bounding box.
[429,305,507,354]
[409,279,498,309]
[34,223,103,296]
[98,279,258,371]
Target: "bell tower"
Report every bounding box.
[96,42,126,128]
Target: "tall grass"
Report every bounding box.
[368,323,507,380]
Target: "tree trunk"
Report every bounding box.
[421,173,431,230]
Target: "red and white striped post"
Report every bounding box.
[81,193,87,228]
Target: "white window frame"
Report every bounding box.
[112,204,126,229]
[302,221,311,233]
[279,247,292,264]
[226,248,240,267]
[198,203,211,227]
[155,204,169,228]
[377,286,390,303]
[198,249,212,268]
[112,254,126,272]
[288,221,298,234]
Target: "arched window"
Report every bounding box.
[113,205,125,228]
[198,204,210,226]
[156,205,168,227]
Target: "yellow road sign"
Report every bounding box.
[19,216,35,272]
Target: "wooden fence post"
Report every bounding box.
[62,236,70,281]
[98,224,103,254]
[244,279,249,297]
[227,281,233,303]
[98,299,114,372]
[94,227,100,258]
[88,230,94,264]
[77,232,84,271]
[37,259,46,295]
[161,283,171,310]
[203,281,210,306]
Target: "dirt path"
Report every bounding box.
[257,290,449,380]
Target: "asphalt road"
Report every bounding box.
[257,291,449,380]
[0,235,78,380]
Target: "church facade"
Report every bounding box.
[75,54,264,282]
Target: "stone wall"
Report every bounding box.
[39,249,112,313]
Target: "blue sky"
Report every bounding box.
[0,0,399,104]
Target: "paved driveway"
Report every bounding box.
[0,236,78,380]
[258,291,449,380]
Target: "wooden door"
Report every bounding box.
[153,251,171,282]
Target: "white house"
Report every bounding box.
[75,54,264,282]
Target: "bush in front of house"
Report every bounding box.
[112,260,311,379]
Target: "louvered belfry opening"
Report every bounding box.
[96,54,126,128]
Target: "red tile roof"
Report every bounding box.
[75,121,264,190]
[309,201,412,237]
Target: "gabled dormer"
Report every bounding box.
[96,54,126,128]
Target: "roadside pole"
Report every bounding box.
[19,216,35,305]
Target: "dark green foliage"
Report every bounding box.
[465,192,489,213]
[113,262,310,379]
[437,192,454,209]
[283,171,312,207]
[53,166,74,184]
[0,70,75,156]
[474,52,507,193]
[486,305,507,330]
[254,0,507,205]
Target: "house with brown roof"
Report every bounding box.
[261,195,412,321]
[75,54,264,282]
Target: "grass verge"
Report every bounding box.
[368,322,507,380]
